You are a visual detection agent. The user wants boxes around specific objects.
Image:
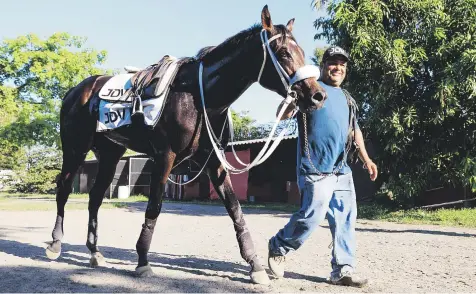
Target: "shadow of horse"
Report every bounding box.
[0,238,248,284]
[0,238,330,286]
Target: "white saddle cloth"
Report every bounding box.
[96,97,165,132]
[96,56,180,132]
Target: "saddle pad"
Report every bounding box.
[96,97,166,132]
[98,74,134,102]
[96,55,185,132]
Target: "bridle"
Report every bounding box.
[256,29,320,102]
[175,28,321,181]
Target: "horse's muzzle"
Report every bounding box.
[299,90,327,113]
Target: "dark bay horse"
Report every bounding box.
[45,5,326,284]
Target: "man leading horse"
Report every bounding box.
[268,46,378,287]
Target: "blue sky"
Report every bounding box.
[1,0,327,124]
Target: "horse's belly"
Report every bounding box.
[102,126,156,155]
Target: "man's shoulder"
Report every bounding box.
[317,80,345,94]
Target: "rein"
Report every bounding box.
[200,29,320,174]
[168,28,321,184]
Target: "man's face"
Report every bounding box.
[321,56,348,87]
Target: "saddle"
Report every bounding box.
[128,55,179,101]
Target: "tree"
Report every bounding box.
[313,0,476,202]
[0,33,108,169]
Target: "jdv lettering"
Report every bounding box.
[104,109,128,124]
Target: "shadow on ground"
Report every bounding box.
[0,238,330,292]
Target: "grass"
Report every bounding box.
[358,203,476,228]
[0,192,147,211]
[1,192,475,228]
[181,199,301,213]
[0,192,149,202]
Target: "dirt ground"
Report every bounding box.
[0,201,475,292]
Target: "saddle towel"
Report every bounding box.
[96,56,181,132]
[96,97,165,131]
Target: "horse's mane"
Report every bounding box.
[193,23,295,63]
[195,24,266,62]
[195,24,292,64]
[195,46,217,60]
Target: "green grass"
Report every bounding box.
[0,192,147,211]
[357,203,476,228]
[0,192,148,201]
[0,199,117,211]
[1,193,475,227]
[178,199,301,213]
[178,200,476,227]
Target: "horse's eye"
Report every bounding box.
[279,50,292,59]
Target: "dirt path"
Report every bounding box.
[0,202,475,292]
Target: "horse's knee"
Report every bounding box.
[56,174,73,194]
[145,193,164,219]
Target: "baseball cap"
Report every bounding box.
[322,46,350,62]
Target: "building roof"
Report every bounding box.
[85,152,147,162]
[84,136,298,162]
[228,135,298,146]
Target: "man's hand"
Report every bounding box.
[363,160,378,181]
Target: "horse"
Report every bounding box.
[45,5,327,284]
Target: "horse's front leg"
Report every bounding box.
[207,158,270,285]
[135,151,176,277]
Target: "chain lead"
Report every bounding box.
[302,113,346,177]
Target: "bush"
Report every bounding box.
[5,146,62,194]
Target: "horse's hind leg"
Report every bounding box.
[46,76,106,260]
[46,148,89,260]
[207,160,270,285]
[86,136,126,267]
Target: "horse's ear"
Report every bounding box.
[261,5,274,31]
[286,18,295,32]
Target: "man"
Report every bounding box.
[268,46,378,287]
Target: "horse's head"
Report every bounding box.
[257,5,326,113]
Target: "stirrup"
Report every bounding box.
[131,96,145,125]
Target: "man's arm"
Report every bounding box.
[275,99,297,120]
[354,128,378,181]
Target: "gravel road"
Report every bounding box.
[1,202,475,292]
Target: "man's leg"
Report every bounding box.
[327,173,367,287]
[268,174,336,277]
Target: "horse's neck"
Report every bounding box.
[201,38,262,110]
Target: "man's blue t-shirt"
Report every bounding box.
[297,81,359,175]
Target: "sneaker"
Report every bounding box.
[329,271,368,288]
[268,246,286,278]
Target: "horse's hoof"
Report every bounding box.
[135,264,154,277]
[89,252,106,267]
[250,270,270,285]
[45,247,61,260]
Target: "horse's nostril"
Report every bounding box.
[312,91,325,103]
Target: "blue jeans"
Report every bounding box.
[269,173,357,273]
